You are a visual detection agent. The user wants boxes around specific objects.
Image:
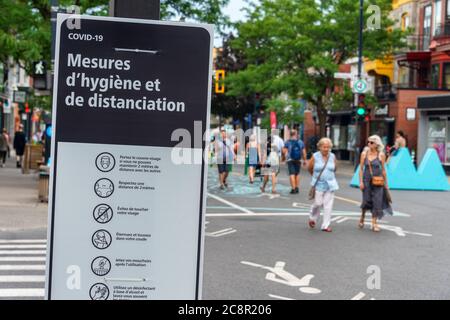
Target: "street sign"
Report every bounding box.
[46,14,213,300]
[13,91,26,103]
[333,72,352,79]
[352,79,368,94]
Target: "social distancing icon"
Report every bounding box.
[94,178,114,198]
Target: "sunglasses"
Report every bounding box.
[368,141,375,144]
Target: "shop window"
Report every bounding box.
[428,117,447,163]
[431,64,440,88]
[444,63,450,88]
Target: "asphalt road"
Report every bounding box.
[202,164,450,300]
[0,163,449,300]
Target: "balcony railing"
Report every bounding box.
[434,22,450,38]
[375,85,396,101]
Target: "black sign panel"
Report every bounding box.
[55,15,211,147]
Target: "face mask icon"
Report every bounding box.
[96,153,115,172]
[100,156,111,169]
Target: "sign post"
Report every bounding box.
[46,14,213,300]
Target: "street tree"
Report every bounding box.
[228,0,408,136]
[0,0,230,110]
[212,34,255,127]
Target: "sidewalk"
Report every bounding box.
[0,153,48,231]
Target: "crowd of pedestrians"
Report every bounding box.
[212,128,393,233]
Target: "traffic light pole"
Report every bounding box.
[354,0,364,166]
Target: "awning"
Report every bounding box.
[417,94,450,110]
[365,59,394,82]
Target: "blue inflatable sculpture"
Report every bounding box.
[350,148,450,191]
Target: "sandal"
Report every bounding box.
[308,220,316,229]
[321,227,332,232]
[358,220,364,229]
[372,225,381,232]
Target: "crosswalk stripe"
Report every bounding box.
[0,289,44,298]
[0,265,45,271]
[0,275,45,282]
[0,245,47,249]
[0,240,46,244]
[0,257,46,262]
[0,250,46,255]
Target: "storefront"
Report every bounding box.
[417,94,450,170]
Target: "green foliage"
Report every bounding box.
[228,0,408,135]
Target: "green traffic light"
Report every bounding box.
[356,107,365,116]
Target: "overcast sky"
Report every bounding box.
[214,0,249,47]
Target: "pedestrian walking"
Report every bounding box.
[246,134,262,184]
[13,124,26,168]
[0,129,8,168]
[307,138,339,232]
[3,129,11,158]
[260,144,280,194]
[215,128,235,190]
[271,131,284,158]
[283,129,306,194]
[358,135,393,232]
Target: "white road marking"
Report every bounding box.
[0,289,44,298]
[0,257,46,262]
[0,240,46,244]
[206,211,410,217]
[336,217,351,224]
[268,294,294,300]
[0,250,46,255]
[351,292,366,300]
[330,216,343,222]
[0,275,45,282]
[0,265,45,271]
[241,261,321,294]
[334,196,361,205]
[0,245,47,249]
[292,202,311,209]
[206,228,237,237]
[207,193,254,214]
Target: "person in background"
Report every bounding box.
[13,124,26,168]
[246,134,262,184]
[308,138,339,232]
[32,129,43,144]
[0,129,8,168]
[215,128,235,190]
[359,135,393,232]
[283,129,307,194]
[271,131,285,159]
[260,144,280,194]
[3,129,11,158]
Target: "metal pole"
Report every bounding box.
[110,0,160,20]
[358,0,364,79]
[355,0,364,165]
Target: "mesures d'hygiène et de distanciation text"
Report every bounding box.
[63,53,186,112]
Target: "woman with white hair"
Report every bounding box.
[358,135,392,232]
[308,137,339,232]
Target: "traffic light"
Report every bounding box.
[25,102,30,114]
[354,94,371,122]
